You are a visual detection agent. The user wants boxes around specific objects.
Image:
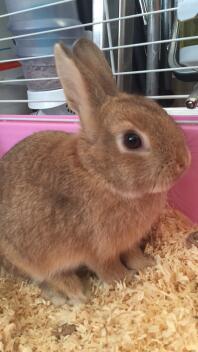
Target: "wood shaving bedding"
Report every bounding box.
[0,207,197,352]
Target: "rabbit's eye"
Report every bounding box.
[123,131,142,150]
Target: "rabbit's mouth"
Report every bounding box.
[151,182,173,194]
[149,153,191,195]
[150,169,188,194]
[149,172,177,194]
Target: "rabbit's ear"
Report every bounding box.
[54,43,106,141]
[73,38,118,96]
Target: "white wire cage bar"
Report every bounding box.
[0,94,195,103]
[0,0,197,109]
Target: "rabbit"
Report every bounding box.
[0,38,190,305]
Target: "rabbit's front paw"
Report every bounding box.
[89,258,136,284]
[40,285,68,306]
[41,272,87,305]
[122,246,155,272]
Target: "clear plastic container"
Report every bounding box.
[5,0,84,55]
[177,0,198,66]
[5,0,80,30]
[4,0,85,107]
[13,25,83,57]
[178,17,198,66]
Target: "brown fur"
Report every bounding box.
[0,38,190,303]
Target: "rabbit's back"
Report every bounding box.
[0,131,87,271]
[1,131,73,185]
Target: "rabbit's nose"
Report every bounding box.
[186,148,192,167]
[176,149,191,174]
[184,148,192,169]
[176,162,185,175]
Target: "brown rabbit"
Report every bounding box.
[0,38,190,304]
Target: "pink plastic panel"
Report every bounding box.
[169,116,198,223]
[0,114,197,223]
[0,116,80,156]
